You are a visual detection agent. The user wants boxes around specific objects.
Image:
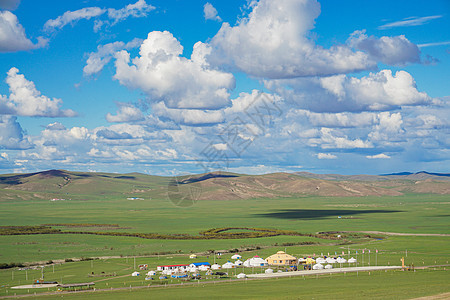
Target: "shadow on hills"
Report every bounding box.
[178,173,238,184]
[114,175,136,180]
[255,209,403,220]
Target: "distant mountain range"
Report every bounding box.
[0,169,449,201]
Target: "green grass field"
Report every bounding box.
[0,176,449,299]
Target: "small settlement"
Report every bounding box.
[135,251,358,280]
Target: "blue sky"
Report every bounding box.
[0,0,449,175]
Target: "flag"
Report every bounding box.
[356,250,358,254]
[335,252,337,256]
[342,251,344,255]
[362,249,365,254]
[376,249,378,253]
[321,253,323,256]
[313,253,316,256]
[369,249,371,253]
[328,252,329,256]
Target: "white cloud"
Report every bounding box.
[0,11,47,52]
[84,38,143,76]
[114,31,235,109]
[418,41,450,48]
[317,153,337,159]
[153,102,224,126]
[43,7,106,32]
[267,69,432,113]
[107,0,155,24]
[204,3,222,21]
[368,112,404,142]
[0,68,76,117]
[348,30,420,65]
[0,116,33,150]
[308,128,372,149]
[106,102,145,123]
[44,0,154,33]
[45,122,66,131]
[378,15,442,30]
[209,0,374,78]
[366,153,391,159]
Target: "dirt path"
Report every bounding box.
[338,231,450,237]
[410,292,450,299]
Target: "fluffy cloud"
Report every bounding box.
[0,11,47,52]
[106,103,145,123]
[84,38,142,76]
[348,30,420,65]
[43,7,106,32]
[209,0,373,78]
[114,31,235,109]
[204,3,222,21]
[267,69,431,113]
[0,68,76,117]
[308,128,372,149]
[45,122,66,131]
[0,116,33,150]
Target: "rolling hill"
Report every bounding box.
[0,169,449,201]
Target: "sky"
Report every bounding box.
[0,0,449,176]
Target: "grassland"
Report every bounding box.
[0,171,449,298]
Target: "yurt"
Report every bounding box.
[222,261,236,269]
[312,263,324,270]
[236,273,246,279]
[348,257,357,263]
[305,257,316,265]
[336,257,347,264]
[316,257,326,264]
[189,254,197,259]
[199,265,210,271]
[265,268,274,274]
[325,264,333,269]
[243,256,268,267]
[189,266,199,273]
[132,271,140,276]
[211,263,221,270]
[326,257,336,264]
[147,271,156,276]
[231,254,242,260]
[234,259,243,266]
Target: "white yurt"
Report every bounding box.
[316,257,326,264]
[243,256,268,267]
[234,259,243,266]
[189,254,197,259]
[337,257,347,264]
[132,271,140,276]
[348,257,357,263]
[325,264,333,269]
[189,266,199,273]
[236,273,246,279]
[313,263,324,270]
[231,254,242,260]
[147,271,156,276]
[222,261,236,269]
[326,257,336,264]
[265,268,274,274]
[199,265,210,271]
[211,263,221,270]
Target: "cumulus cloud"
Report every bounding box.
[308,128,372,149]
[106,102,145,123]
[378,15,442,30]
[317,153,337,159]
[366,153,391,159]
[114,31,235,109]
[204,3,221,21]
[267,69,432,113]
[0,116,33,150]
[45,122,66,131]
[96,128,133,140]
[0,11,47,52]
[0,68,76,117]
[209,0,374,78]
[84,38,143,76]
[348,30,420,65]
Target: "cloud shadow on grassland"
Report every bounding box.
[255,209,403,220]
